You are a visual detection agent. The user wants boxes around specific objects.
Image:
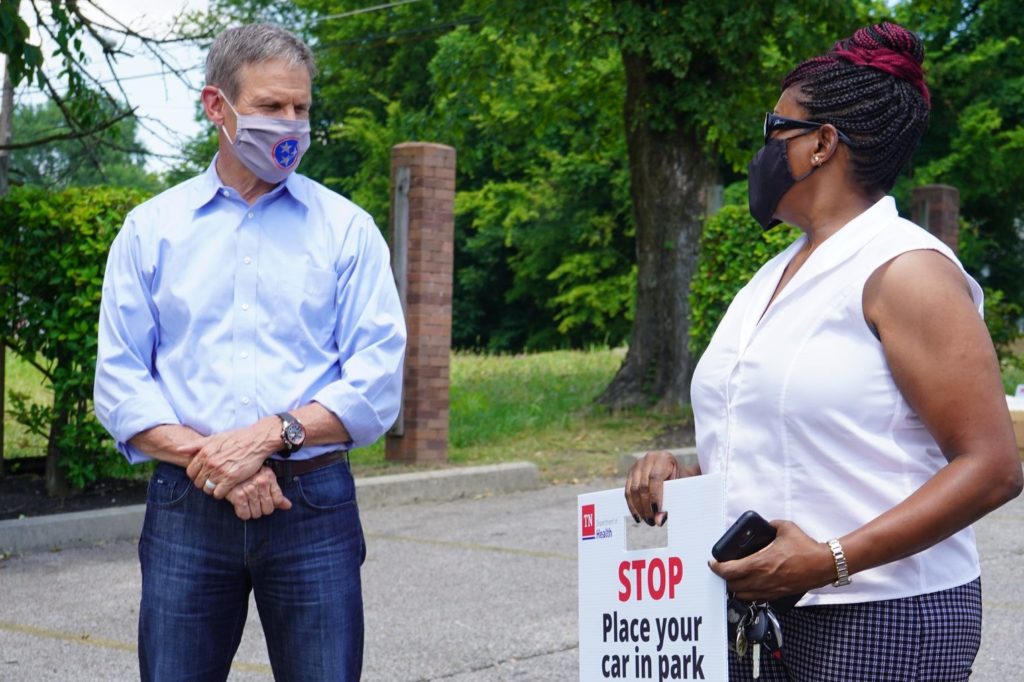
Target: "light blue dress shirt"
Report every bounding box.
[94,159,407,463]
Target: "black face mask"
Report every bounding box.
[747,131,818,230]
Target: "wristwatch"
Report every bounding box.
[276,412,306,457]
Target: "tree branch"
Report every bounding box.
[1,339,55,383]
[0,106,135,150]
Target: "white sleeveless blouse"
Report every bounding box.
[692,196,983,605]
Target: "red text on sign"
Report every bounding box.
[617,557,683,602]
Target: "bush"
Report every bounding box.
[688,197,800,357]
[983,287,1023,361]
[0,185,147,493]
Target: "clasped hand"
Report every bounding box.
[181,420,292,520]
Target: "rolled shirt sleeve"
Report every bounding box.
[313,215,406,448]
[94,213,181,463]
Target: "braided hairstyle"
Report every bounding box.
[782,22,930,195]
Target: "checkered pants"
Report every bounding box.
[728,578,982,681]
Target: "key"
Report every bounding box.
[744,607,770,644]
[763,607,783,655]
[727,598,744,650]
[744,605,770,679]
[732,603,752,656]
[735,615,748,657]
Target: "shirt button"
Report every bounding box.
[241,351,249,359]
[221,189,229,197]
[242,303,250,311]
[241,397,250,405]
[243,256,252,265]
[247,211,255,219]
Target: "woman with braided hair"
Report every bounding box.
[625,21,1022,680]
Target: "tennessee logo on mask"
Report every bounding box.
[273,138,301,169]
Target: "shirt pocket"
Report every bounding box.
[262,264,339,346]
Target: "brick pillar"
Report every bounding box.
[911,184,960,254]
[386,142,456,463]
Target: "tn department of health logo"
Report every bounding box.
[273,137,301,169]
[581,503,595,540]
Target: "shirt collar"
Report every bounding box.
[187,154,311,211]
[842,195,898,234]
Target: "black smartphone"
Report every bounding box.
[712,510,776,562]
[711,510,805,612]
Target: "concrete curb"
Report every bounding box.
[617,446,699,476]
[0,504,147,555]
[0,461,540,555]
[355,461,540,508]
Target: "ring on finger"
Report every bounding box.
[204,478,216,492]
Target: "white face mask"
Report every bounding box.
[219,89,311,184]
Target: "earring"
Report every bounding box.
[812,155,821,165]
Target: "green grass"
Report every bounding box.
[349,348,690,483]
[3,346,684,484]
[9,346,1024,483]
[3,347,50,459]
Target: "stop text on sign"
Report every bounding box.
[617,557,684,602]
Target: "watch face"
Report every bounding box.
[284,421,305,445]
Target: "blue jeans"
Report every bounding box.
[138,460,366,681]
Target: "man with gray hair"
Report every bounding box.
[94,23,406,680]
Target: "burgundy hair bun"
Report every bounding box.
[831,22,930,107]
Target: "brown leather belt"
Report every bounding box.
[264,450,348,479]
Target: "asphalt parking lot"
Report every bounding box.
[1,476,1022,680]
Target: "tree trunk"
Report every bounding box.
[598,52,716,409]
[46,404,69,498]
[0,65,14,477]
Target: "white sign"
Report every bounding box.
[578,474,726,681]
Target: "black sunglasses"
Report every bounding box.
[764,112,852,145]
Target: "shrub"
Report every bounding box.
[983,287,1023,361]
[0,185,147,493]
[688,199,799,357]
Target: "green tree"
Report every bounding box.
[471,0,865,407]
[187,1,865,366]
[894,0,1024,310]
[9,98,161,192]
[0,0,203,178]
[427,16,635,350]
[188,0,637,351]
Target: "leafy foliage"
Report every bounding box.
[0,1,133,158]
[431,21,635,349]
[893,0,1024,312]
[0,186,146,488]
[183,0,638,351]
[174,0,1023,362]
[0,0,44,89]
[9,98,161,192]
[688,186,800,357]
